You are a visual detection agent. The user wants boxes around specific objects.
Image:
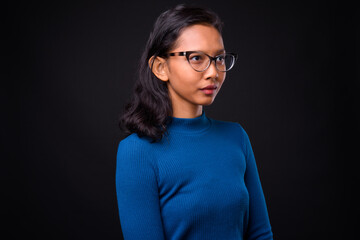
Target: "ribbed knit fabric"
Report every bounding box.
[115,111,273,240]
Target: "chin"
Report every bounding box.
[199,97,216,106]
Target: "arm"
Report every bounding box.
[242,128,273,240]
[115,137,166,240]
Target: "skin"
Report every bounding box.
[150,24,226,118]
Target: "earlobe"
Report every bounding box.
[149,56,169,82]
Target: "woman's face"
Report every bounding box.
[164,24,226,111]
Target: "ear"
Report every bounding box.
[148,56,169,82]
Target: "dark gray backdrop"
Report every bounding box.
[4,0,358,239]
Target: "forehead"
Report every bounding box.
[172,24,224,53]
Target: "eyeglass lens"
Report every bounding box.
[188,52,235,72]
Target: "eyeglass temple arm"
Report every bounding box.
[168,52,187,56]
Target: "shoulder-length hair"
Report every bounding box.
[119,4,223,142]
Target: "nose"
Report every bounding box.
[205,60,219,79]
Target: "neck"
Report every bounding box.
[167,110,211,134]
[171,104,203,118]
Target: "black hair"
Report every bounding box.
[119,4,223,142]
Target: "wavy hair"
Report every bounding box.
[119,4,223,142]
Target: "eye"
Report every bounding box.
[216,55,225,62]
[189,55,202,62]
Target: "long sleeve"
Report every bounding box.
[115,113,273,240]
[115,137,166,240]
[241,127,273,240]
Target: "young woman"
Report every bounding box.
[116,4,273,240]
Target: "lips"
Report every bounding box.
[200,84,218,95]
[201,85,217,90]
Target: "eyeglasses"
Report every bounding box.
[165,51,238,72]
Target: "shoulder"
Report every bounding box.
[116,133,155,162]
[116,133,160,179]
[209,118,256,165]
[208,117,252,148]
[119,133,151,149]
[115,134,160,191]
[209,117,248,137]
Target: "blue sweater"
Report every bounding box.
[115,111,273,240]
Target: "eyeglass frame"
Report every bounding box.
[163,51,238,72]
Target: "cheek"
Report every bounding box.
[218,72,226,86]
[169,61,189,78]
[170,68,202,90]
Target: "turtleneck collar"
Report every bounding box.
[166,110,211,134]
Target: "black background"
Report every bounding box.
[4,0,359,239]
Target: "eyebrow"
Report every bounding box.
[211,49,226,56]
[193,49,226,55]
[215,49,226,54]
[171,49,226,56]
